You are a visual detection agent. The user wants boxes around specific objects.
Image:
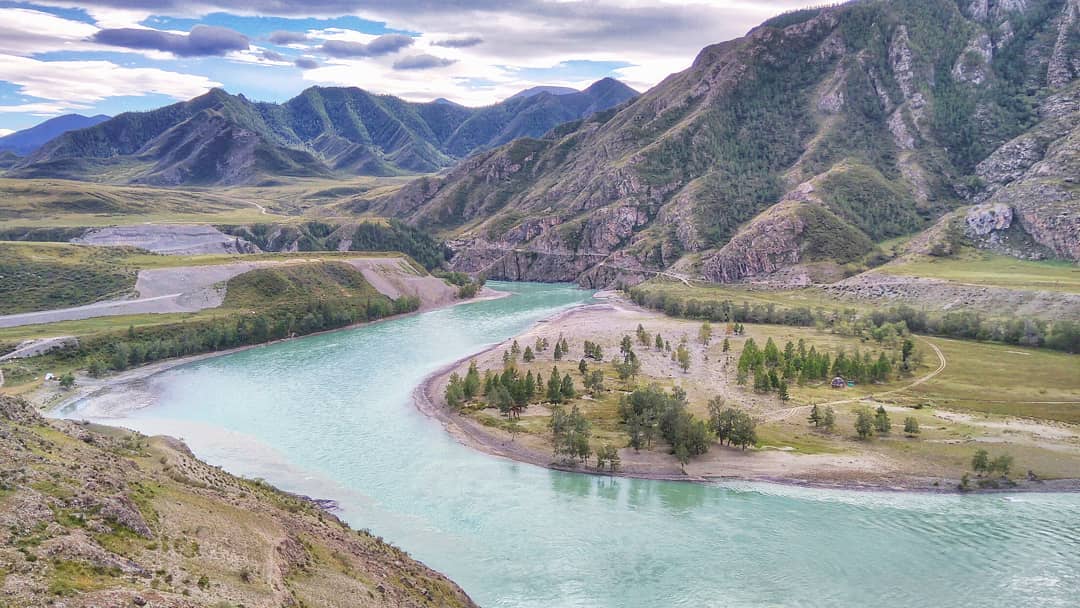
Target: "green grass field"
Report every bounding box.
[0,176,412,229]
[0,241,411,315]
[880,251,1080,293]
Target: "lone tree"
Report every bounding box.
[547,367,563,403]
[722,338,730,353]
[972,449,990,476]
[874,405,891,434]
[808,404,822,427]
[903,416,920,437]
[636,324,650,346]
[699,321,712,345]
[655,333,664,351]
[821,406,836,432]
[676,344,691,373]
[855,407,874,439]
[523,346,535,362]
[990,453,1014,477]
[59,373,76,390]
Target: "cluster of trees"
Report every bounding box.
[349,220,448,270]
[582,340,604,361]
[438,271,486,298]
[550,404,591,464]
[961,449,1016,490]
[445,359,579,416]
[971,449,1013,478]
[854,405,893,439]
[84,296,419,374]
[708,398,758,451]
[738,336,902,396]
[552,335,571,361]
[629,288,1080,354]
[614,336,642,383]
[807,404,836,432]
[618,384,713,464]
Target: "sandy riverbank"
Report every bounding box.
[413,297,1080,493]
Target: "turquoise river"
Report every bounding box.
[67,282,1080,607]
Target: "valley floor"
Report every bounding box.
[418,294,1080,492]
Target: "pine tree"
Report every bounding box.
[676,344,691,372]
[655,333,664,350]
[561,374,576,399]
[524,370,536,400]
[699,321,712,345]
[874,405,891,434]
[463,360,481,400]
[822,406,836,432]
[547,367,563,403]
[523,346,535,362]
[972,449,990,475]
[855,407,874,439]
[722,338,730,353]
[578,359,588,375]
[903,416,920,436]
[808,404,821,427]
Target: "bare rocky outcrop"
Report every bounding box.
[1047,0,1080,88]
[699,200,809,283]
[953,32,995,85]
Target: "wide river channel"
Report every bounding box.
[66,282,1079,607]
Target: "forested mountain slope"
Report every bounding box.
[372,0,1079,286]
[10,80,636,186]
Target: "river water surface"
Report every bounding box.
[68,282,1080,607]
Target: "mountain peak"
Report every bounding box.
[508,85,580,101]
[0,113,111,156]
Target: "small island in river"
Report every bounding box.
[421,293,1080,492]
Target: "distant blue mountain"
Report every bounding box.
[0,114,110,157]
[507,85,579,100]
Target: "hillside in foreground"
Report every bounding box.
[0,394,477,607]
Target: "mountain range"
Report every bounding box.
[370,0,1080,285]
[0,113,109,157]
[8,79,637,186]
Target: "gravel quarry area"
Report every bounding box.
[72,224,259,254]
[0,257,459,328]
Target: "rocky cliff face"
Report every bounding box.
[377,0,1079,286]
[0,395,477,608]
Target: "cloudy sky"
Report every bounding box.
[0,0,815,134]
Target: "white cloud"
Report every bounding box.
[0,101,85,115]
[0,55,219,106]
[0,8,99,56]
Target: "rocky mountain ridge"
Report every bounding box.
[373,0,1079,287]
[9,79,637,186]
